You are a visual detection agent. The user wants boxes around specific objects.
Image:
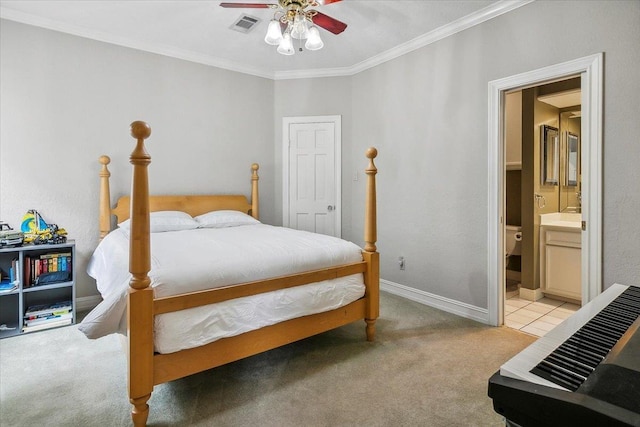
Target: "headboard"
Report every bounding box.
[98,154,259,239]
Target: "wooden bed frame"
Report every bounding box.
[97,121,379,426]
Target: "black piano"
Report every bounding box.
[488,283,640,427]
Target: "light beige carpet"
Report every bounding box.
[0,292,535,426]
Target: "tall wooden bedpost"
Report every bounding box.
[363,147,379,341]
[251,163,259,220]
[99,155,112,240]
[127,121,154,427]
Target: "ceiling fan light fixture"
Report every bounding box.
[264,19,283,45]
[304,25,323,50]
[222,0,346,56]
[290,13,309,40]
[277,32,295,55]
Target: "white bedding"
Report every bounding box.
[79,224,365,354]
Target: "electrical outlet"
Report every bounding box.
[399,256,405,270]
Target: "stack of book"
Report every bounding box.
[0,259,19,293]
[22,300,73,333]
[23,252,72,288]
[0,279,18,294]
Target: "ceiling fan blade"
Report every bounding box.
[219,2,272,8]
[316,0,342,5]
[312,11,347,35]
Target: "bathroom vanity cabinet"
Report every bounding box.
[539,226,581,303]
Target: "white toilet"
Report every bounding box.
[505,225,522,258]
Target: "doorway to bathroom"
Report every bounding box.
[487,54,603,328]
[502,80,583,335]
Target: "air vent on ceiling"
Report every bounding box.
[230,14,261,34]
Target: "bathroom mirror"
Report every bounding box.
[566,132,579,186]
[541,125,559,186]
[559,110,581,212]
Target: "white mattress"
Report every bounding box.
[79,224,365,354]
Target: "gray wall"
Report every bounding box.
[344,0,640,308]
[272,0,639,311]
[2,0,639,313]
[0,20,275,299]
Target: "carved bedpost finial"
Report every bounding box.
[251,163,260,220]
[99,155,111,183]
[130,121,151,140]
[364,147,378,253]
[129,121,152,169]
[251,163,259,184]
[99,155,112,240]
[128,121,152,291]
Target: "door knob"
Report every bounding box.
[327,205,334,211]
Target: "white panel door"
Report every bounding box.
[284,117,340,237]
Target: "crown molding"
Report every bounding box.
[1,0,533,81]
[273,65,354,80]
[344,0,534,78]
[273,0,534,80]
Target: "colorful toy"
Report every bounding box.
[21,210,68,245]
[0,222,24,247]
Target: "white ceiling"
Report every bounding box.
[0,0,530,80]
[538,89,582,109]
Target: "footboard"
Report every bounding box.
[107,121,378,426]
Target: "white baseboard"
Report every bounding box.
[76,295,102,312]
[381,279,489,324]
[518,287,543,302]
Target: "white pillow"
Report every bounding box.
[195,210,260,229]
[118,211,198,233]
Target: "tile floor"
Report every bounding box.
[505,289,580,337]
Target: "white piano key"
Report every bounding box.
[500,283,632,391]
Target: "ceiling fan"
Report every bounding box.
[220,0,347,55]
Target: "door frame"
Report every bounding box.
[487,53,603,326]
[282,115,342,237]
